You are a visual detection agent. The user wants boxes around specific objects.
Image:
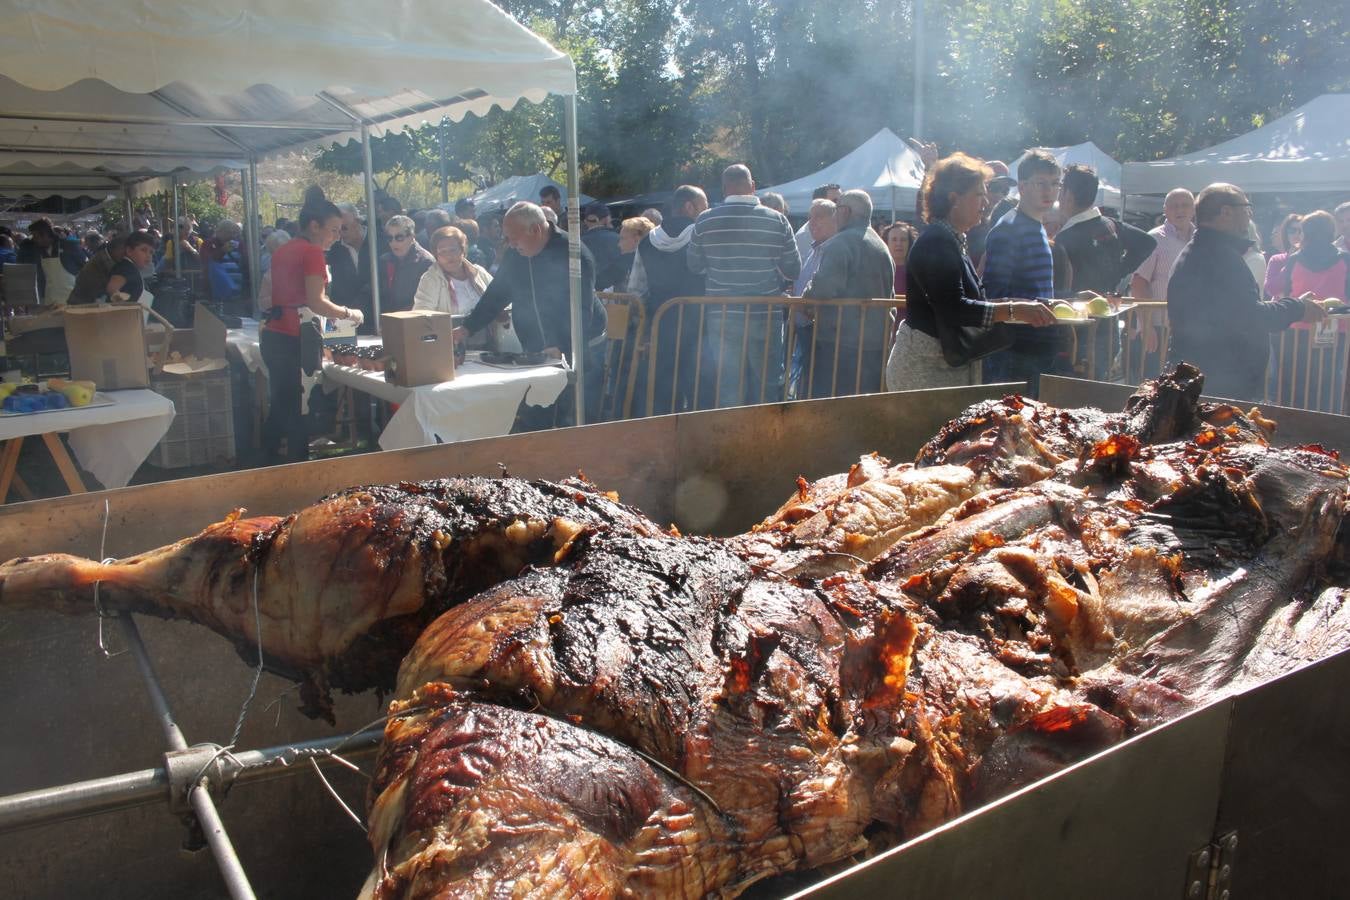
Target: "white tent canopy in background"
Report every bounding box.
[1013,142,1123,207]
[0,0,597,425]
[0,1,575,180]
[758,128,926,215]
[1123,94,1350,196]
[463,174,594,213]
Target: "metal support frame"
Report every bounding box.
[113,614,257,900]
[171,175,182,278]
[913,0,925,139]
[361,124,381,334]
[246,159,262,308]
[564,94,585,425]
[122,184,134,231]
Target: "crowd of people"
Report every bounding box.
[3,154,1347,456]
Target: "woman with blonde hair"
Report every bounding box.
[413,225,493,318]
[885,153,1056,391]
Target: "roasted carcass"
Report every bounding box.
[0,477,657,719]
[3,364,1349,899]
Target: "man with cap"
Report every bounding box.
[581,201,626,291]
[969,161,1016,269]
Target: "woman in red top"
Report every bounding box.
[261,193,363,463]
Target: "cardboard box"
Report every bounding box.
[381,310,456,386]
[152,303,229,377]
[64,304,149,389]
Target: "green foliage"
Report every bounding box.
[310,0,1349,200]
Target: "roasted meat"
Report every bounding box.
[0,477,657,719]
[3,364,1349,899]
[367,530,1120,897]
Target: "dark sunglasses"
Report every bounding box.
[387,232,413,242]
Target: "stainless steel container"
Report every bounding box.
[1,377,1346,899]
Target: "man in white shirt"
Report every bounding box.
[795,183,841,263]
[1130,188,1195,300]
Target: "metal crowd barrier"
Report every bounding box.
[640,296,905,416]
[1121,302,1350,415]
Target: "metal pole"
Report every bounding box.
[247,160,262,311]
[439,117,449,205]
[564,94,585,425]
[171,176,182,279]
[118,615,186,751]
[189,785,258,900]
[913,0,925,140]
[116,615,257,900]
[361,123,381,335]
[0,731,381,835]
[123,186,134,233]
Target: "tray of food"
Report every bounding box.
[0,380,110,416]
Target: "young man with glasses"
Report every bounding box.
[378,214,434,315]
[980,148,1061,396]
[1167,183,1326,402]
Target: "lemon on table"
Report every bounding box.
[1052,303,1078,319]
[1086,297,1113,316]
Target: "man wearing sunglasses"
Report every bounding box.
[1167,182,1326,402]
[379,214,434,315]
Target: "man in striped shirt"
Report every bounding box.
[687,164,801,407]
[981,148,1061,397]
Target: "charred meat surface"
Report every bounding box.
[0,477,657,719]
[4,364,1350,898]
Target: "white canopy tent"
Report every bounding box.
[1123,94,1350,196]
[1013,142,1123,207]
[464,174,594,213]
[0,0,595,423]
[758,128,926,216]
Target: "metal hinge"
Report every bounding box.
[1184,830,1238,900]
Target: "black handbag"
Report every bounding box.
[912,252,1011,368]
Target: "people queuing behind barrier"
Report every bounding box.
[886,152,1057,393]
[802,190,894,398]
[378,214,434,315]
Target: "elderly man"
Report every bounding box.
[786,199,837,397]
[803,190,895,397]
[1168,183,1325,402]
[456,202,607,425]
[1131,189,1195,301]
[795,183,841,264]
[1334,201,1350,252]
[327,203,373,332]
[581,201,626,291]
[687,164,801,407]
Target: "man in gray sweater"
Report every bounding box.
[803,190,895,396]
[687,164,801,407]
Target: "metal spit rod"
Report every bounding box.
[116,614,257,900]
[0,731,381,835]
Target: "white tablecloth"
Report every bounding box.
[321,356,569,450]
[0,389,175,488]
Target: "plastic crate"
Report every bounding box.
[148,370,236,469]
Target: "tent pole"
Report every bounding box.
[439,117,449,205]
[891,185,897,224]
[361,124,381,335]
[913,0,925,138]
[122,186,133,232]
[247,160,262,309]
[171,175,182,279]
[564,94,585,426]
